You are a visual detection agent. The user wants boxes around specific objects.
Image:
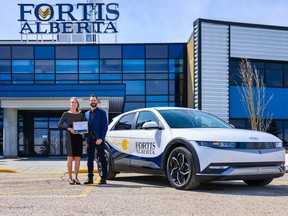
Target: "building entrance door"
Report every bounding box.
[49,129,66,156]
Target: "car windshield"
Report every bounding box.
[158,109,232,129]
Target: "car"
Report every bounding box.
[101,107,286,190]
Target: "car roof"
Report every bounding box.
[114,107,197,118]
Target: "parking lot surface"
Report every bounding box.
[0,158,288,216]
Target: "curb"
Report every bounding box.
[0,168,19,173]
[0,168,98,173]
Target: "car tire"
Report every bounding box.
[105,149,118,179]
[166,146,200,190]
[243,178,273,186]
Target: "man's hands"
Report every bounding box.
[84,139,102,148]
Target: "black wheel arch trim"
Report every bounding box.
[104,141,116,170]
[162,138,200,173]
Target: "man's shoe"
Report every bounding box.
[84,178,93,184]
[98,179,107,185]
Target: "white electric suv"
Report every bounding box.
[103,107,286,190]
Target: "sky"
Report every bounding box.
[1,0,288,43]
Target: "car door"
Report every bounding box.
[106,112,136,168]
[129,111,164,169]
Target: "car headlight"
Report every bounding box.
[274,142,283,148]
[197,141,237,148]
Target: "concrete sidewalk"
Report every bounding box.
[0,155,287,173]
[0,157,90,173]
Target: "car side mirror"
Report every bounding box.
[142,121,159,130]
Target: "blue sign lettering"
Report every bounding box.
[18,2,120,34]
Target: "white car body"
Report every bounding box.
[104,107,286,189]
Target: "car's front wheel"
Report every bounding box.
[166,146,200,190]
[243,178,273,186]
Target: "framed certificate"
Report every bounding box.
[73,121,88,134]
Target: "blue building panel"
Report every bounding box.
[230,86,288,119]
[0,84,126,98]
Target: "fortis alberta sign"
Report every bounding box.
[18,3,119,34]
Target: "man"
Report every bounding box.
[84,94,108,184]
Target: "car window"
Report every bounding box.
[136,111,159,129]
[159,109,231,129]
[114,113,136,130]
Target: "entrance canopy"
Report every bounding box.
[0,84,126,113]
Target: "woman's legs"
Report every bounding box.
[67,156,73,180]
[74,156,81,181]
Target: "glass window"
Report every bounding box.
[100,74,122,80]
[100,59,122,73]
[146,102,168,107]
[56,46,77,59]
[35,46,54,59]
[100,45,121,59]
[35,60,54,73]
[124,102,145,112]
[252,62,264,69]
[79,46,98,59]
[267,120,283,140]
[114,113,136,130]
[0,74,11,81]
[136,111,159,129]
[34,129,48,144]
[146,45,168,58]
[79,74,99,81]
[56,60,78,73]
[0,46,11,59]
[284,121,288,145]
[56,74,78,80]
[146,74,168,79]
[12,60,34,73]
[12,74,34,80]
[126,96,145,101]
[265,63,282,70]
[34,117,48,128]
[229,119,247,129]
[266,70,282,87]
[123,45,144,58]
[146,96,168,101]
[124,80,145,95]
[169,59,184,73]
[284,70,288,87]
[169,44,184,58]
[146,59,168,73]
[123,60,144,73]
[146,80,168,95]
[0,60,11,73]
[79,60,99,73]
[12,46,34,59]
[35,74,54,81]
[49,117,60,128]
[123,74,145,80]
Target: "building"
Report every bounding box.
[0,43,186,157]
[1,18,288,157]
[189,19,288,146]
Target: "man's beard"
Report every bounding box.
[90,103,97,108]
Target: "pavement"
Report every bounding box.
[0,157,96,173]
[0,154,287,173]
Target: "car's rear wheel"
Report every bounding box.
[97,149,118,180]
[243,178,273,186]
[166,146,200,190]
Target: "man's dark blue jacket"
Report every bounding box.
[84,107,108,143]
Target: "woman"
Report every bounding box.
[58,97,84,185]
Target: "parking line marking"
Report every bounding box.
[79,185,95,197]
[275,180,288,184]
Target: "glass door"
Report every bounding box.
[49,129,66,156]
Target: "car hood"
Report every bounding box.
[171,128,282,142]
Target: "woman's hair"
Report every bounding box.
[70,97,81,112]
